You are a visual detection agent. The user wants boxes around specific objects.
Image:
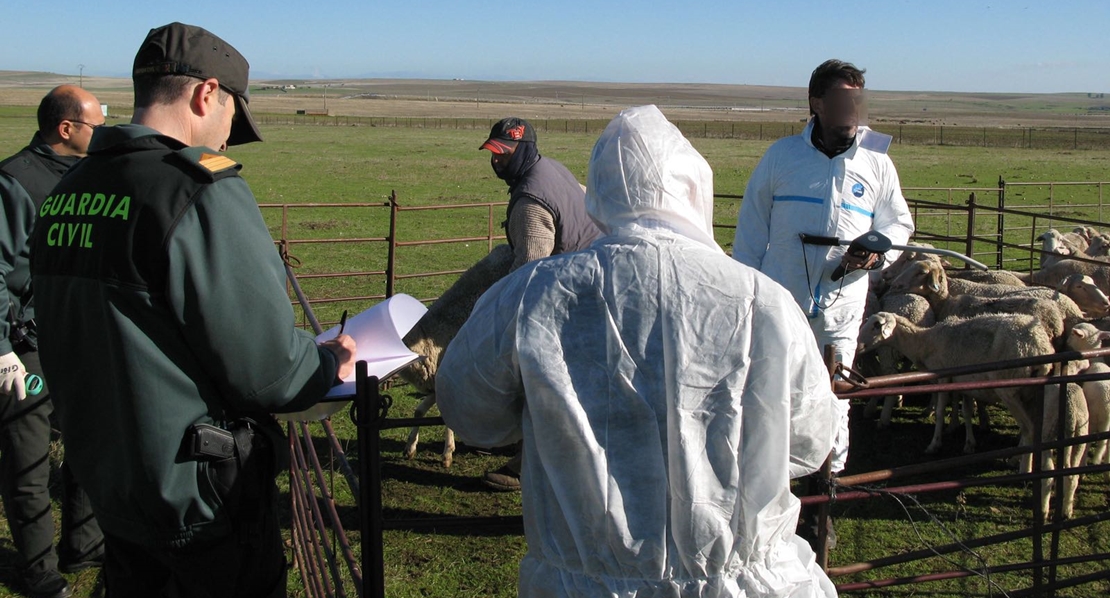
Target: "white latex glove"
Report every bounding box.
[0,352,27,401]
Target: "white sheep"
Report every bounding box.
[890,260,1034,300]
[1074,226,1101,246]
[858,312,1055,455]
[1058,274,1110,319]
[889,259,1083,347]
[1037,228,1087,268]
[1037,375,1088,521]
[879,243,941,291]
[1066,323,1110,465]
[1080,362,1110,466]
[946,268,1027,287]
[858,292,934,427]
[1018,258,1110,298]
[1084,233,1110,258]
[399,244,514,467]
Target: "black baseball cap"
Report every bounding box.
[480,117,536,154]
[133,22,262,146]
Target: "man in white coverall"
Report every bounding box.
[732,60,913,478]
[437,105,840,598]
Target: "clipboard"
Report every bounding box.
[276,293,427,421]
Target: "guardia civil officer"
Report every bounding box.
[478,117,602,491]
[0,86,107,598]
[30,22,356,598]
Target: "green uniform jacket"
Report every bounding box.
[0,173,35,354]
[30,124,338,548]
[0,134,78,350]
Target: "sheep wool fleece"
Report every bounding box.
[438,105,840,598]
[30,124,338,549]
[732,119,914,367]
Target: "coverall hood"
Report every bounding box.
[586,105,721,253]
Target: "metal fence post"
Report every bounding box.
[387,191,398,298]
[965,192,977,263]
[997,176,1006,270]
[488,204,495,252]
[815,344,838,571]
[1032,381,1045,595]
[354,365,386,598]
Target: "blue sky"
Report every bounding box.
[3,1,1106,93]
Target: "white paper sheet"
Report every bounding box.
[276,294,427,421]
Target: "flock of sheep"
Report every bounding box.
[859,225,1110,519]
[395,226,1110,520]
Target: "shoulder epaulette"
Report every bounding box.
[171,147,241,181]
[198,153,238,173]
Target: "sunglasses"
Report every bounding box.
[68,119,104,129]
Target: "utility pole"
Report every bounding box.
[78,64,85,88]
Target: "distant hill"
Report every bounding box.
[1,71,1107,128]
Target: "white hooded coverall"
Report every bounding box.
[437,105,841,598]
[732,120,913,472]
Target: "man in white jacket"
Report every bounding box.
[733,59,914,368]
[732,60,914,477]
[437,105,840,598]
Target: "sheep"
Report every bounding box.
[1058,274,1110,319]
[879,242,941,290]
[399,244,514,467]
[1017,258,1110,298]
[1037,228,1087,268]
[1074,226,1101,246]
[1080,362,1110,466]
[859,292,935,427]
[946,268,1027,287]
[890,260,1028,299]
[1066,323,1110,465]
[889,259,1083,347]
[1036,375,1088,521]
[858,312,1054,455]
[1084,233,1110,258]
[876,242,1024,291]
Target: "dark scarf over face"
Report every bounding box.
[810,116,855,159]
[496,140,540,186]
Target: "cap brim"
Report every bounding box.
[227,93,263,146]
[480,138,516,154]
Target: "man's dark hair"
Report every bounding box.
[134,75,230,109]
[808,59,866,114]
[134,75,198,108]
[37,89,84,134]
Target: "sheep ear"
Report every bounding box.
[880,317,896,340]
[1073,327,1089,339]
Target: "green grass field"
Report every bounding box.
[1,109,1110,597]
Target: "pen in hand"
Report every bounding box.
[338,309,348,335]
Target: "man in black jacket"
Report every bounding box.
[0,85,105,598]
[479,118,602,491]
